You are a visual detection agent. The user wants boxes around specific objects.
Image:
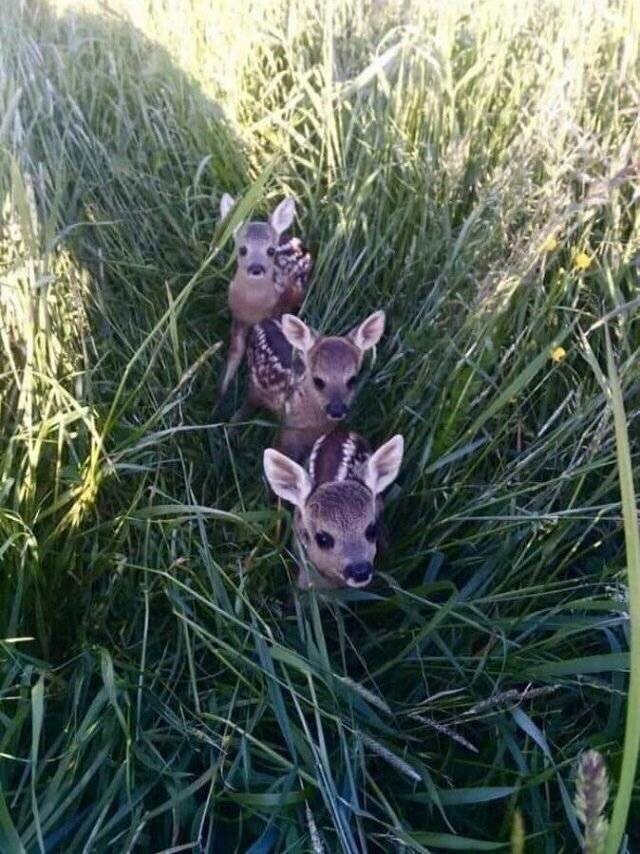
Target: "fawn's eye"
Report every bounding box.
[346,375,357,390]
[238,246,248,256]
[313,377,326,391]
[365,522,377,542]
[266,246,275,257]
[315,531,334,549]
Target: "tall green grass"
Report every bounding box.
[1,0,639,850]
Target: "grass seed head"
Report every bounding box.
[574,749,610,854]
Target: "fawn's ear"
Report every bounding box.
[264,448,312,507]
[220,193,235,220]
[281,314,317,354]
[349,310,386,352]
[364,434,404,495]
[269,197,296,235]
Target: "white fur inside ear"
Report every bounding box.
[263,448,312,507]
[281,314,316,353]
[365,434,404,495]
[220,193,235,220]
[350,310,386,352]
[269,197,296,235]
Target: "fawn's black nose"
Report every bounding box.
[248,264,266,276]
[344,561,373,586]
[326,399,347,420]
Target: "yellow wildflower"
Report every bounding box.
[550,346,567,363]
[541,235,558,252]
[574,252,592,270]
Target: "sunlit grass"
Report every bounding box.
[1,0,639,850]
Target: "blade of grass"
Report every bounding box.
[603,325,640,853]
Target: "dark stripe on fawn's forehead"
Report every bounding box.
[310,338,359,372]
[308,480,372,527]
[244,222,272,241]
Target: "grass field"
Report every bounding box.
[1,0,639,850]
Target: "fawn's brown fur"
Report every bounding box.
[242,310,385,462]
[264,429,404,589]
[217,194,312,401]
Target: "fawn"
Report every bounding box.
[264,429,404,589]
[242,310,386,462]
[217,194,312,401]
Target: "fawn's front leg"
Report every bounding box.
[218,319,249,402]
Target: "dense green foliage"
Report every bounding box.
[1,1,639,850]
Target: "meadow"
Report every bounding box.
[1,0,639,850]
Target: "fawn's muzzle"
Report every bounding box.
[326,399,347,420]
[344,561,373,586]
[248,264,266,276]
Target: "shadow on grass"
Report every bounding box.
[1,4,283,849]
[1,0,254,649]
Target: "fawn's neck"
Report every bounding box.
[284,371,331,431]
[228,271,279,325]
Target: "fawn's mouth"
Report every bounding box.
[345,574,372,588]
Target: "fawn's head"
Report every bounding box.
[281,311,385,421]
[264,435,403,587]
[220,194,296,281]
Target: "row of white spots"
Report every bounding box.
[308,434,325,482]
[250,321,289,389]
[308,431,366,484]
[273,238,312,292]
[336,434,358,481]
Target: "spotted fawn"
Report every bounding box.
[241,310,385,462]
[263,429,404,589]
[217,194,312,401]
